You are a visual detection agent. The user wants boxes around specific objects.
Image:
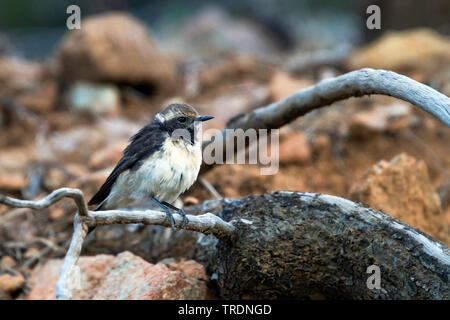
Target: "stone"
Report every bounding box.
[208,82,269,124]
[57,13,176,91]
[350,153,449,244]
[0,273,25,294]
[89,139,128,169]
[269,71,313,101]
[26,251,209,300]
[276,131,311,164]
[349,102,414,137]
[1,256,16,269]
[348,28,450,73]
[66,82,120,115]
[0,57,57,113]
[162,6,280,59]
[0,172,27,191]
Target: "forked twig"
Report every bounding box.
[0,188,235,299]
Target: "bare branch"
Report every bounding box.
[85,209,235,239]
[0,188,235,299]
[202,68,450,165]
[55,214,88,300]
[0,187,89,217]
[228,68,450,129]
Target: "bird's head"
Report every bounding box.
[153,103,213,144]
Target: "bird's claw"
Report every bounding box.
[178,208,189,229]
[164,210,176,231]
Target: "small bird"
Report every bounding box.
[88,103,213,229]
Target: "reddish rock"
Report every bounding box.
[27,251,209,300]
[276,131,311,164]
[0,57,57,113]
[1,256,17,269]
[349,102,414,137]
[310,134,331,158]
[27,254,113,300]
[348,28,450,73]
[89,140,128,169]
[169,259,208,280]
[269,71,313,101]
[0,273,25,294]
[57,13,176,91]
[0,172,27,191]
[350,153,449,244]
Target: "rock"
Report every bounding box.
[1,256,16,269]
[162,6,280,59]
[349,102,415,137]
[0,57,57,113]
[0,147,35,172]
[24,247,40,259]
[350,153,449,244]
[183,196,199,206]
[40,119,139,164]
[269,71,313,101]
[66,82,120,115]
[0,57,41,92]
[27,251,209,300]
[0,273,25,294]
[196,57,267,92]
[57,13,176,91]
[0,172,27,191]
[49,207,65,220]
[348,28,450,73]
[276,131,311,164]
[27,254,113,300]
[208,82,269,125]
[89,139,128,169]
[310,134,331,158]
[168,259,208,280]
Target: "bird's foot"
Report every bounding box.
[177,208,189,229]
[152,198,189,231]
[163,209,177,231]
[161,201,189,231]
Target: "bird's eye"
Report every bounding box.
[177,117,187,123]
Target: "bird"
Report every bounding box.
[88,103,214,230]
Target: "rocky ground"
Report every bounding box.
[0,12,449,299]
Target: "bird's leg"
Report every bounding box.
[162,201,189,228]
[151,198,176,230]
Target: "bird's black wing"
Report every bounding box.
[88,122,164,206]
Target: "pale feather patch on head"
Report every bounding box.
[156,103,199,122]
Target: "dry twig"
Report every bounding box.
[0,188,235,299]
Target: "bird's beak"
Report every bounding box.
[197,115,214,122]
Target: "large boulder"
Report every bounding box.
[57,13,176,92]
[348,28,450,73]
[26,251,209,300]
[350,153,449,244]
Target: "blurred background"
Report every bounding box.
[0,0,449,300]
[0,0,449,58]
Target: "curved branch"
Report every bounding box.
[201,68,450,167]
[0,188,235,299]
[0,187,89,217]
[228,68,450,129]
[55,213,88,300]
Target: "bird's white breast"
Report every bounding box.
[106,137,202,209]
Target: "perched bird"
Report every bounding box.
[88,103,213,229]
